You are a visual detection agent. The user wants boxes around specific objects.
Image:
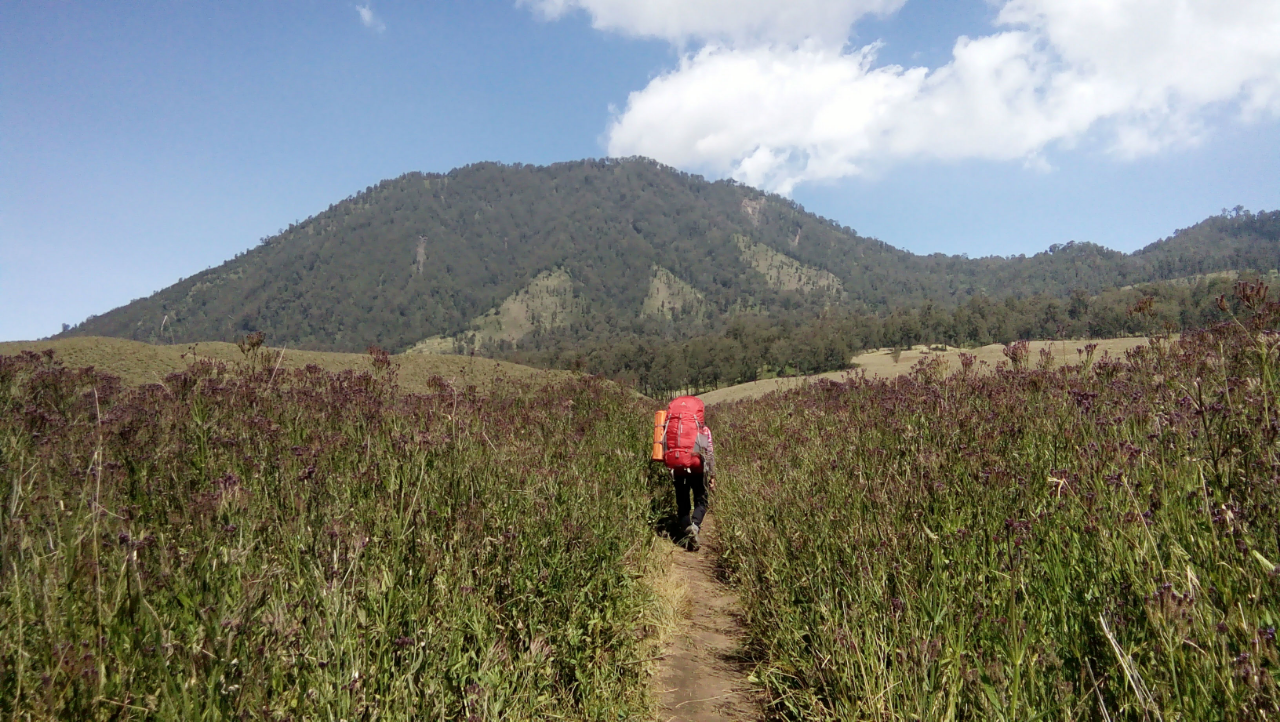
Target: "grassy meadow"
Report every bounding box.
[0,343,666,720]
[710,283,1279,718]
[5,282,1279,720]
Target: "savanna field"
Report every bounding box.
[713,282,1280,720]
[0,344,666,720]
[1,282,1278,720]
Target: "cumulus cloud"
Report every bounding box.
[519,0,904,46]
[356,3,385,32]
[533,0,1280,193]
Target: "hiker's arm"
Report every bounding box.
[698,428,716,478]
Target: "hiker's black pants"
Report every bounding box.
[673,469,708,531]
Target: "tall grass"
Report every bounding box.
[713,282,1280,719]
[0,348,660,720]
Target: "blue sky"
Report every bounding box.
[3,0,1278,341]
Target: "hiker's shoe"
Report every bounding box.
[685,523,700,550]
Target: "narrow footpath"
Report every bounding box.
[656,513,763,722]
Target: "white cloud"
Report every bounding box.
[356,3,386,32]
[519,0,904,46]
[534,0,1280,193]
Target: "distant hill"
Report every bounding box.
[60,158,1279,353]
[0,337,569,393]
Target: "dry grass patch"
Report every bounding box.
[700,337,1154,405]
[0,336,571,393]
[734,235,843,296]
[641,266,709,321]
[408,268,581,353]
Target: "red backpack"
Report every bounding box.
[663,396,705,471]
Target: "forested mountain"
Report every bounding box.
[62,158,1279,358]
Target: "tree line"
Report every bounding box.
[498,274,1267,398]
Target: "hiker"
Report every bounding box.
[656,396,716,550]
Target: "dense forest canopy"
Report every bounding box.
[62,159,1278,386]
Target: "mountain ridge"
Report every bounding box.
[60,157,1279,353]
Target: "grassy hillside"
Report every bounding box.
[0,337,570,393]
[57,158,1278,356]
[698,337,1153,404]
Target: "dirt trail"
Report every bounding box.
[656,513,763,721]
